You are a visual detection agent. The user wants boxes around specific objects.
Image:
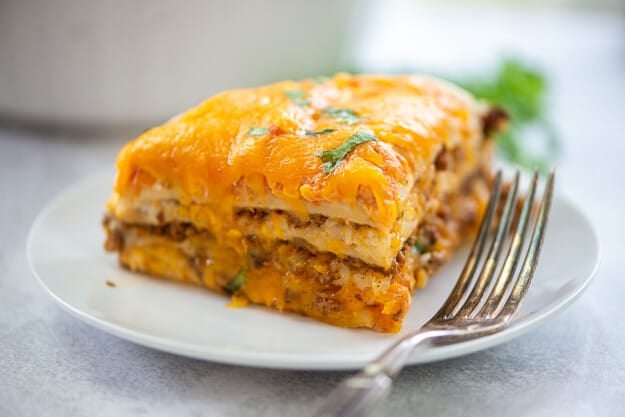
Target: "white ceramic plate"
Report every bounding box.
[27,173,599,370]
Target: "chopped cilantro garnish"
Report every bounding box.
[413,241,428,254]
[316,132,378,173]
[225,270,246,294]
[305,128,336,137]
[284,90,311,106]
[247,127,269,136]
[322,107,362,125]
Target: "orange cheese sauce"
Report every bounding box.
[113,73,479,227]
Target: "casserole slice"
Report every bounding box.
[103,73,502,332]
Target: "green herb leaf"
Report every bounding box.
[225,270,246,294]
[322,107,362,125]
[316,132,378,173]
[454,59,560,172]
[247,127,269,136]
[305,128,336,137]
[460,60,544,123]
[412,241,428,254]
[284,89,311,106]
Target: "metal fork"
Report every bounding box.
[312,169,555,417]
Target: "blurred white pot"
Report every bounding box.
[0,0,354,126]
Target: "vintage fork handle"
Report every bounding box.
[311,328,451,417]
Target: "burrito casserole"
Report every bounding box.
[103,73,503,332]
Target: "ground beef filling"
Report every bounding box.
[103,166,487,290]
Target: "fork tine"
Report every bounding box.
[478,171,539,318]
[498,169,555,320]
[432,170,502,320]
[456,171,520,318]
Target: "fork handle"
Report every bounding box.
[311,372,392,417]
[310,329,454,417]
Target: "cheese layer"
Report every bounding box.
[110,73,484,229]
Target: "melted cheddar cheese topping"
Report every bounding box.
[113,73,481,228]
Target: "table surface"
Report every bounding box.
[2,5,624,417]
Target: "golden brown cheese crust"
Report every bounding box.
[112,73,482,228]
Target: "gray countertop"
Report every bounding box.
[2,6,625,417]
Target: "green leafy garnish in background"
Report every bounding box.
[317,131,378,173]
[453,59,560,172]
[305,128,336,137]
[331,58,559,171]
[284,89,311,106]
[322,107,362,125]
[225,270,247,294]
[247,127,269,136]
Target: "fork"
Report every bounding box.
[312,169,555,417]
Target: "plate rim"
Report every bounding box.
[27,173,601,370]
